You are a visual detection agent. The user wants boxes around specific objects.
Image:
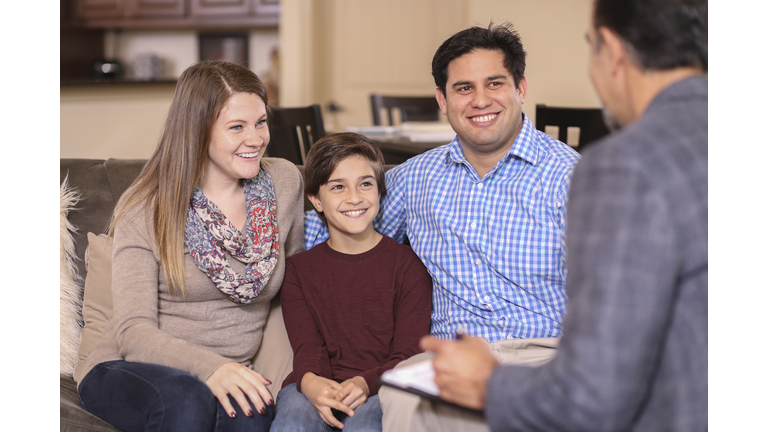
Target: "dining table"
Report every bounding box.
[345,124,456,165]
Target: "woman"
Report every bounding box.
[75,60,304,432]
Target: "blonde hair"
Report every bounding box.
[109,60,269,297]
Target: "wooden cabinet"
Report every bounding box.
[61,0,106,79]
[77,0,122,19]
[192,0,250,16]
[131,0,186,18]
[190,0,278,25]
[78,0,185,18]
[73,0,278,28]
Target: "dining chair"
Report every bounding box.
[535,104,611,152]
[370,93,441,126]
[267,104,326,165]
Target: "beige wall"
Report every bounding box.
[62,0,601,159]
[281,0,467,131]
[61,84,176,159]
[281,0,600,131]
[469,0,600,108]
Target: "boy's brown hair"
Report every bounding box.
[304,132,387,221]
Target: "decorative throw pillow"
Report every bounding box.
[73,232,114,381]
[60,177,83,377]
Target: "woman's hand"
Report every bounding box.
[206,362,273,418]
[334,376,369,410]
[301,372,355,429]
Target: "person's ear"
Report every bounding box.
[516,76,528,104]
[597,27,628,76]
[308,194,323,213]
[436,87,448,116]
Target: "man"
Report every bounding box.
[422,0,707,431]
[304,23,580,431]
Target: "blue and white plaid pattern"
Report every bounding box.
[305,115,580,342]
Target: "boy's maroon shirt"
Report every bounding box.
[280,235,433,395]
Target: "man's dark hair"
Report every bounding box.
[432,22,526,96]
[594,0,707,71]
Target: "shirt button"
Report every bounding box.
[470,222,477,228]
[507,335,515,340]
[484,295,490,302]
[477,183,483,189]
[475,259,482,265]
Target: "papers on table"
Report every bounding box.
[346,122,456,143]
[344,125,400,135]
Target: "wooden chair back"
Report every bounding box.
[370,93,440,126]
[267,104,326,164]
[535,104,610,152]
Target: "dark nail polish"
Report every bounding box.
[260,407,267,416]
[247,409,253,417]
[266,379,273,385]
[268,399,274,406]
[230,412,237,418]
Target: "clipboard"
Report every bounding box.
[377,359,484,415]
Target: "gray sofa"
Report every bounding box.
[59,158,396,431]
[61,159,146,432]
[60,158,306,432]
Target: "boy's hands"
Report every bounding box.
[334,376,369,410]
[301,372,355,429]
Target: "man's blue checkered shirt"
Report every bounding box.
[304,115,580,342]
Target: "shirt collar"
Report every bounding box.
[510,114,540,165]
[444,113,541,168]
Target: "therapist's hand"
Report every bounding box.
[420,335,499,410]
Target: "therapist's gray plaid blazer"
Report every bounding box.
[485,75,708,432]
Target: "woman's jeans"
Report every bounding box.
[78,360,273,432]
[271,383,382,432]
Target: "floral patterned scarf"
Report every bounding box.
[184,169,279,304]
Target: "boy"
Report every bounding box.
[271,133,433,431]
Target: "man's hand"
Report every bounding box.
[301,372,355,429]
[334,376,369,410]
[420,335,499,410]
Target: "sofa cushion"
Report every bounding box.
[74,233,114,382]
[253,292,294,397]
[60,159,147,281]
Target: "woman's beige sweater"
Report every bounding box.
[74,158,304,386]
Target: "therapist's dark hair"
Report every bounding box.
[432,22,526,96]
[593,0,707,71]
